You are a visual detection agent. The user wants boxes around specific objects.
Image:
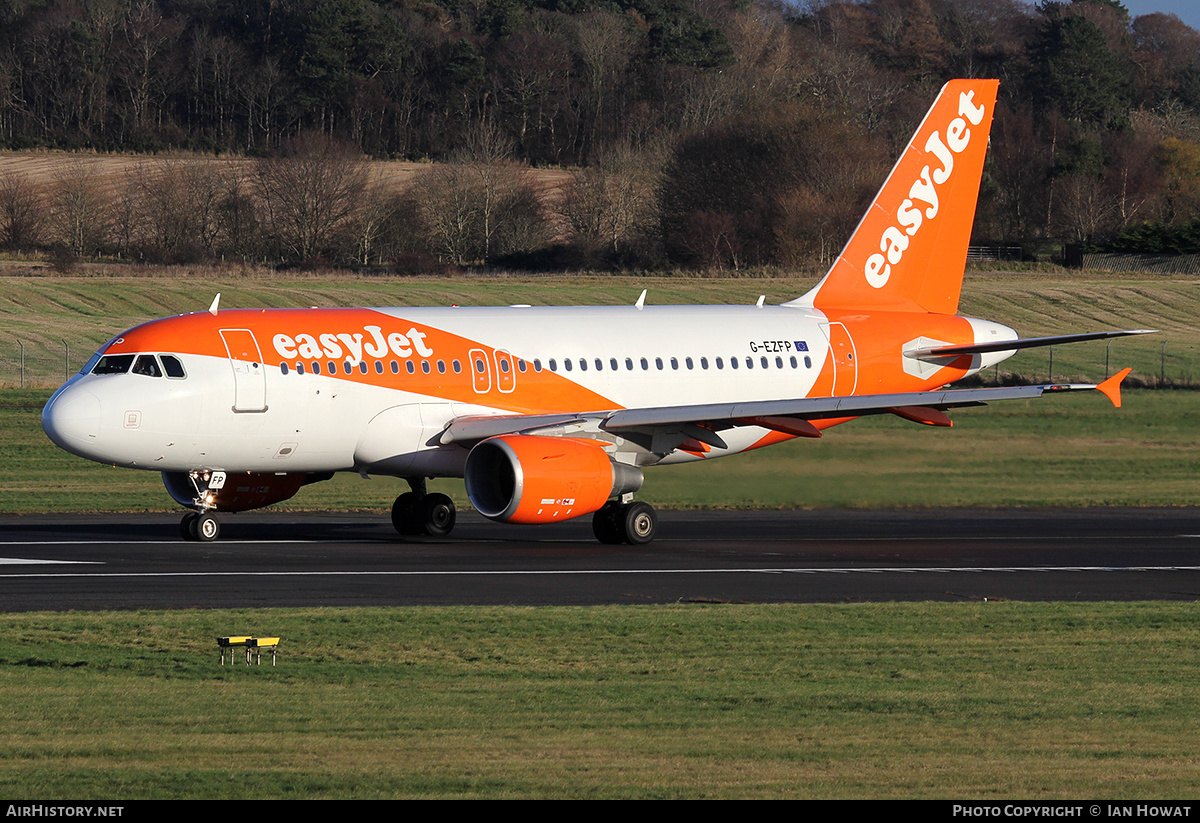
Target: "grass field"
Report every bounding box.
[2,603,1199,799]
[3,266,1199,799]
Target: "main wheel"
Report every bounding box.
[390,492,422,536]
[421,493,456,537]
[195,512,220,542]
[619,502,657,545]
[592,502,623,544]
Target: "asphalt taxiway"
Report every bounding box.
[1,508,1198,611]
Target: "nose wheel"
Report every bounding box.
[180,512,221,542]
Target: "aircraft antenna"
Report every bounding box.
[208,293,221,316]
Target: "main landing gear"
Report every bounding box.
[391,477,457,538]
[592,500,658,545]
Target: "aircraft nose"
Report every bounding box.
[42,386,101,452]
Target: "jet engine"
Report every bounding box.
[162,471,329,512]
[465,435,643,525]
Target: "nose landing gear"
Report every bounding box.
[179,470,225,542]
[180,511,221,542]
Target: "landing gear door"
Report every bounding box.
[219,328,268,412]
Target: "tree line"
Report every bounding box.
[2,0,1200,269]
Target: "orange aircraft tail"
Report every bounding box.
[791,79,999,316]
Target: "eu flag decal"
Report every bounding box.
[795,341,808,352]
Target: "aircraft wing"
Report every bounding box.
[439,369,1131,451]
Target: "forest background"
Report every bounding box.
[1,0,1199,271]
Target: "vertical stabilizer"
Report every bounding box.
[789,79,999,315]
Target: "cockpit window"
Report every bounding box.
[79,351,103,376]
[160,355,186,378]
[92,354,135,375]
[132,354,162,377]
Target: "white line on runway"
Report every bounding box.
[2,566,1200,579]
[0,557,100,565]
[3,532,1199,548]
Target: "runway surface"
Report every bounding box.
[1,508,1199,610]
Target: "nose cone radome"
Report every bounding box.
[42,385,101,454]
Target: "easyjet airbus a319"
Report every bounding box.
[42,80,1152,543]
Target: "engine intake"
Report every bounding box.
[465,435,643,525]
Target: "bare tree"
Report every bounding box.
[0,170,43,250]
[410,163,483,265]
[410,153,549,266]
[49,159,111,257]
[124,158,231,261]
[460,118,516,261]
[254,134,369,263]
[562,140,662,258]
[348,173,402,266]
[570,11,639,159]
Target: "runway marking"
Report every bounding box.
[0,557,100,565]
[2,565,1200,579]
[2,532,1199,548]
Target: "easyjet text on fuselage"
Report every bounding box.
[272,324,434,363]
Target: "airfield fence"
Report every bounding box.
[4,335,1198,391]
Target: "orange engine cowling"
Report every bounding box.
[162,471,328,512]
[465,435,643,525]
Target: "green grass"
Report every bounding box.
[0,604,1198,799]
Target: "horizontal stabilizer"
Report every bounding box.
[907,329,1156,358]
